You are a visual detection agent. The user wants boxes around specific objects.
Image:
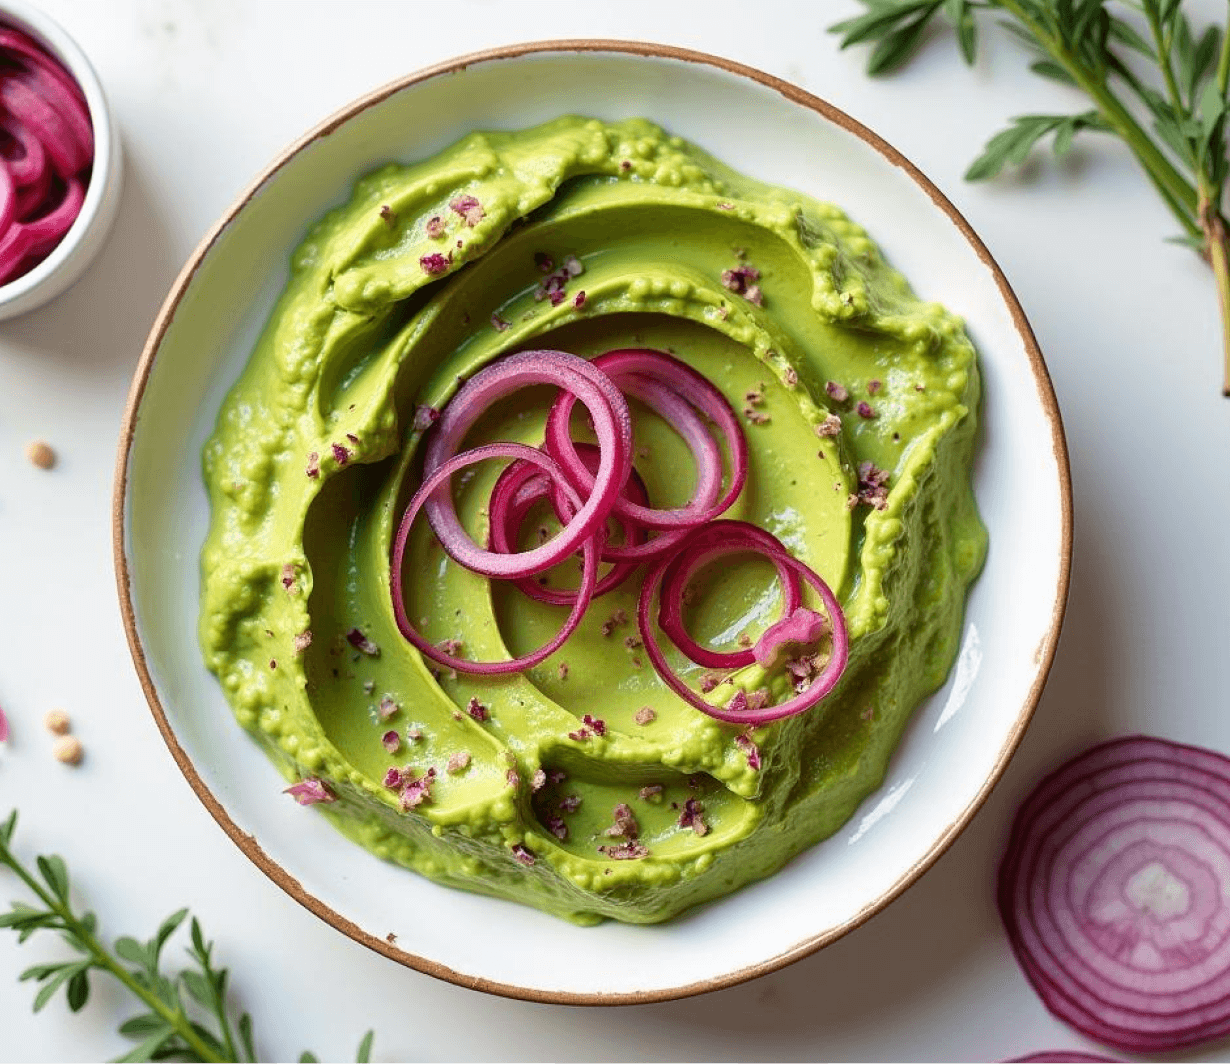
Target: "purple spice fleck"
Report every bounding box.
[420,252,450,276]
[825,381,849,403]
[425,215,445,239]
[331,442,351,466]
[511,844,536,866]
[467,697,489,722]
[449,194,485,227]
[346,629,380,657]
[306,452,320,479]
[856,401,876,419]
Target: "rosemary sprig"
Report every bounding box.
[0,810,375,1063]
[831,0,1230,395]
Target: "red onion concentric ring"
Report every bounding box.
[1000,736,1230,1053]
[656,521,804,670]
[637,521,847,725]
[420,349,632,580]
[544,348,747,531]
[391,442,598,675]
[489,443,650,606]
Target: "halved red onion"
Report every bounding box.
[543,348,747,532]
[1000,736,1230,1053]
[392,442,598,675]
[420,349,632,580]
[488,442,650,606]
[656,521,804,670]
[638,521,847,724]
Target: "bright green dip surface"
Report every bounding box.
[200,117,987,925]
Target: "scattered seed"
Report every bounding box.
[52,735,83,765]
[25,440,55,470]
[44,709,70,735]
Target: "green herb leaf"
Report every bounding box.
[36,854,70,902]
[66,968,91,1012]
[355,1031,374,1064]
[114,1028,176,1063]
[1030,59,1076,84]
[238,1012,257,1063]
[1107,17,1156,60]
[299,1053,320,1063]
[943,0,978,65]
[119,1014,173,1039]
[32,965,76,1012]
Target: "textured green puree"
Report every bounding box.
[200,117,987,925]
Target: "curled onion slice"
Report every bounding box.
[656,521,804,670]
[0,176,84,283]
[392,443,597,675]
[0,118,45,188]
[1000,736,1230,1054]
[638,521,847,725]
[420,349,632,580]
[489,442,650,606]
[544,348,747,532]
[0,75,86,178]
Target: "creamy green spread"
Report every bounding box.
[200,116,987,925]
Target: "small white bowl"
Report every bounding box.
[0,0,122,320]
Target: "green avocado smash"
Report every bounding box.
[200,117,987,925]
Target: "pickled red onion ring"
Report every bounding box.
[656,521,804,670]
[421,349,632,580]
[544,348,747,531]
[489,442,650,606]
[637,521,847,724]
[0,118,45,188]
[392,443,597,675]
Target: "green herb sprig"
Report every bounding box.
[831,0,1230,395]
[0,811,375,1063]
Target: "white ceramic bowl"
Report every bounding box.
[0,0,123,320]
[114,41,1071,1004]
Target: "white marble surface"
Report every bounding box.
[1,1,1227,1061]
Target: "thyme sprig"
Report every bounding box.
[0,811,374,1063]
[831,0,1230,395]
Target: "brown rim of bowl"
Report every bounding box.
[112,38,1073,1006]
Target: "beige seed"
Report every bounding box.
[52,735,83,765]
[44,709,71,735]
[25,440,55,470]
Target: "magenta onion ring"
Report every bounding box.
[1000,736,1230,1054]
[544,348,747,532]
[0,75,85,178]
[0,176,84,284]
[0,29,88,109]
[391,443,597,675]
[0,118,45,188]
[656,521,804,670]
[489,442,650,606]
[638,521,847,725]
[420,349,632,580]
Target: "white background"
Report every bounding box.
[1,1,1228,1061]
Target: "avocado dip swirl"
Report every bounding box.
[200,116,987,925]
